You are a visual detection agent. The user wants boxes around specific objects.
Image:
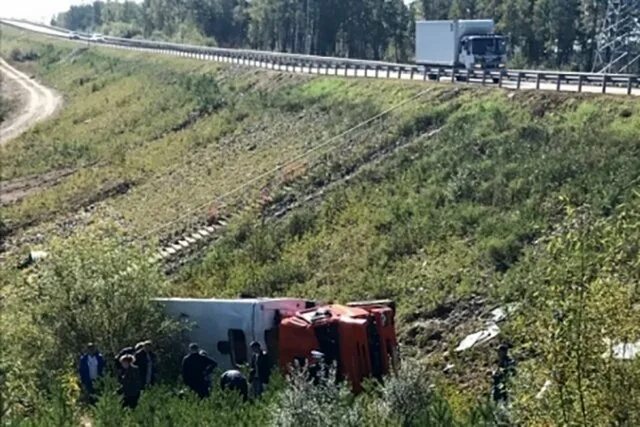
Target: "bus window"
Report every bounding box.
[228,329,247,366]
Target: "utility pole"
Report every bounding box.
[592,0,640,73]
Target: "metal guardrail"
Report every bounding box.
[2,19,639,95]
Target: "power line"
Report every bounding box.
[137,87,433,242]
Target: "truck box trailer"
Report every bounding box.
[415,19,507,71]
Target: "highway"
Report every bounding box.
[2,18,638,97]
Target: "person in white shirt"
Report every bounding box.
[79,343,105,403]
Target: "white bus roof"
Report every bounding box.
[154,297,308,304]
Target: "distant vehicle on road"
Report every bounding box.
[415,19,507,80]
[68,32,80,40]
[90,33,105,42]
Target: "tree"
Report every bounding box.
[1,224,183,414]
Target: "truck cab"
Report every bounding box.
[278,301,398,392]
[459,34,507,71]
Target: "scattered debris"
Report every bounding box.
[442,363,455,374]
[488,303,520,323]
[602,339,640,360]
[455,323,500,352]
[490,307,506,323]
[17,250,49,269]
[454,303,519,352]
[536,379,552,400]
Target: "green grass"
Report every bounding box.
[0,25,460,246]
[2,24,640,425]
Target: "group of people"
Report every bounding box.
[79,340,156,408]
[181,341,271,402]
[78,339,271,409]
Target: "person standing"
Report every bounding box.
[181,343,217,398]
[249,341,270,398]
[115,346,135,373]
[220,369,248,402]
[492,343,516,404]
[117,354,142,409]
[78,343,105,404]
[308,350,326,385]
[199,350,214,395]
[135,340,157,389]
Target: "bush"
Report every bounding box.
[1,224,184,417]
[9,47,39,62]
[274,365,364,427]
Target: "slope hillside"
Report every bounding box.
[2,25,640,425]
[1,26,453,255]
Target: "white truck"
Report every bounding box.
[415,19,507,76]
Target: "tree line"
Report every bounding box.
[53,0,630,71]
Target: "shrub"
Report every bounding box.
[274,366,364,427]
[9,47,39,62]
[1,223,184,416]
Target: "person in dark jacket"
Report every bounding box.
[220,369,248,402]
[134,340,157,389]
[308,350,326,385]
[181,343,217,398]
[117,354,142,409]
[115,346,135,373]
[492,343,516,403]
[199,350,214,394]
[78,343,106,403]
[249,341,270,398]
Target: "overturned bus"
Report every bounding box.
[156,297,398,391]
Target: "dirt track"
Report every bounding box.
[0,58,61,145]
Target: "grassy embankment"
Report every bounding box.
[1,25,453,253]
[2,24,640,425]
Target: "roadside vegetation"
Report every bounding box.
[1,25,640,425]
[0,91,17,124]
[52,0,637,72]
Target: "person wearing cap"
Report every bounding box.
[249,341,270,398]
[181,343,218,398]
[220,369,249,402]
[134,340,157,389]
[308,350,326,385]
[78,343,105,403]
[114,345,136,373]
[117,354,141,409]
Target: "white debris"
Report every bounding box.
[490,307,507,323]
[30,251,48,261]
[455,323,500,352]
[603,339,640,360]
[536,380,552,399]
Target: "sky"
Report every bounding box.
[3,0,415,24]
[2,0,137,24]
